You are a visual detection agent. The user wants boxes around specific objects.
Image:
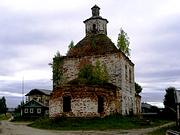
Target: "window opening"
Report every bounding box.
[129,69,131,83]
[37,108,41,114]
[63,96,71,112]
[98,96,104,113]
[92,24,97,34]
[24,108,28,113]
[30,108,34,113]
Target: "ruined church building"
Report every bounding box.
[49,5,141,117]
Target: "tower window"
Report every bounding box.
[93,24,96,30]
[129,69,132,83]
[125,65,128,80]
[92,24,97,34]
[98,96,104,113]
[63,96,71,112]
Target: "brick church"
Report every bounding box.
[49,5,141,117]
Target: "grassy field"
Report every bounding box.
[29,115,172,130]
[148,124,179,135]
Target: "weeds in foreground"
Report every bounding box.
[29,115,171,130]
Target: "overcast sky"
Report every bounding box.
[0,0,180,108]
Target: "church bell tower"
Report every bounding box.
[83,5,108,36]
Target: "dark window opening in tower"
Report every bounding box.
[129,69,131,83]
[92,24,97,34]
[98,96,104,113]
[63,96,71,112]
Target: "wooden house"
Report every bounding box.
[21,89,51,117]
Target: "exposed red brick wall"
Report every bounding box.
[49,85,120,117]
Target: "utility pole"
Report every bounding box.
[22,76,24,104]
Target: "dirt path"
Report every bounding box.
[0,120,175,135]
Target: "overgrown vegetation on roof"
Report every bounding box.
[67,34,118,57]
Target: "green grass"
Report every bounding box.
[148,124,179,135]
[0,113,11,120]
[29,115,172,130]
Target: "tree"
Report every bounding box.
[14,101,24,113]
[0,96,7,116]
[163,87,177,119]
[93,60,109,84]
[163,87,176,112]
[67,40,74,54]
[68,40,74,49]
[49,51,64,88]
[117,28,130,56]
[135,82,142,94]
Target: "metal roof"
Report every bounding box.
[25,89,52,96]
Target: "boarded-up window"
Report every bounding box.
[98,96,104,113]
[63,96,71,112]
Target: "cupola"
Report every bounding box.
[83,5,108,36]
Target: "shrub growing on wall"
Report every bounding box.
[78,60,109,85]
[50,51,64,88]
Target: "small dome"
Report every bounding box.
[67,34,119,57]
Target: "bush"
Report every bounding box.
[78,60,108,85]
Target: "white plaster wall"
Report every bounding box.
[71,98,98,117]
[49,98,62,117]
[62,53,136,115]
[63,53,124,88]
[85,19,107,35]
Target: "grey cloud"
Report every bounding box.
[141,92,165,103]
[133,14,180,103]
[6,97,22,108]
[0,8,84,46]
[154,15,180,35]
[0,6,86,77]
[0,79,52,94]
[137,68,180,79]
[0,79,52,107]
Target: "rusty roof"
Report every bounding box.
[67,34,119,57]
